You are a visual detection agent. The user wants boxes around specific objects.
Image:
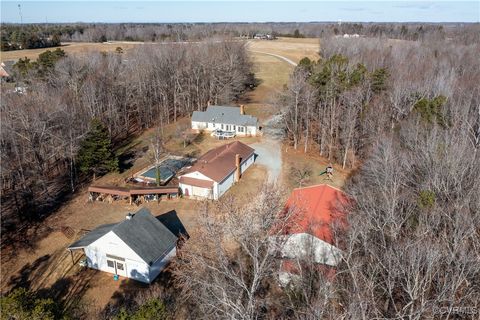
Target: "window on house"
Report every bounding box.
[238,126,244,132]
[107,260,114,268]
[233,125,236,131]
[221,124,224,129]
[226,125,230,131]
[116,263,124,270]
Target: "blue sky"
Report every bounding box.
[1,1,479,23]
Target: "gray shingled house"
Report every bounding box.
[67,208,178,283]
[191,105,259,136]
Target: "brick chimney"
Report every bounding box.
[240,104,245,115]
[235,154,241,182]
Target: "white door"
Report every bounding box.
[107,258,127,277]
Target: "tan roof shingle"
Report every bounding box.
[184,141,255,182]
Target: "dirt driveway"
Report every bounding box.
[250,115,284,183]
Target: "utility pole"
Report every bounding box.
[18,4,23,24]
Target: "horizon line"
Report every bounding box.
[2,21,478,24]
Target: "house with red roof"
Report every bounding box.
[178,141,255,200]
[271,184,350,285]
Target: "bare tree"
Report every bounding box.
[149,127,164,186]
[173,184,294,319]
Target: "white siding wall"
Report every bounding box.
[192,186,213,198]
[240,154,255,173]
[182,171,213,181]
[179,154,255,200]
[271,233,343,267]
[84,231,151,283]
[192,121,207,131]
[179,171,214,199]
[179,183,193,198]
[216,153,255,199]
[191,121,257,137]
[246,125,257,136]
[179,182,213,199]
[217,173,235,199]
[148,247,177,282]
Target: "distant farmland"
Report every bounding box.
[0,37,321,62]
[0,41,145,61]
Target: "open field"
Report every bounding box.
[0,42,144,61]
[242,37,320,123]
[248,37,320,64]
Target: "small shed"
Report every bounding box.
[67,208,178,283]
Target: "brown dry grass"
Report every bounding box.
[281,144,350,193]
[242,37,320,123]
[248,37,320,63]
[0,42,143,61]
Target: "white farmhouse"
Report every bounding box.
[178,141,255,200]
[67,208,178,283]
[191,105,259,136]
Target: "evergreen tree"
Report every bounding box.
[370,68,389,93]
[77,118,118,179]
[115,298,168,320]
[0,288,62,320]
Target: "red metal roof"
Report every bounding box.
[283,184,349,245]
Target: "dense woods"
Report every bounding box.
[275,31,480,318]
[280,35,480,169]
[0,41,252,237]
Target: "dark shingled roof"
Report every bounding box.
[192,106,258,127]
[68,223,116,249]
[68,208,178,265]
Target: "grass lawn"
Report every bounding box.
[248,37,320,64]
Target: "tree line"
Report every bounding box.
[1,24,65,51]
[2,22,478,48]
[0,40,253,238]
[280,35,480,169]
